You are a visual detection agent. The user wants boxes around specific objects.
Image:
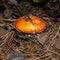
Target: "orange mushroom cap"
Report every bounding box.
[14,14,46,34]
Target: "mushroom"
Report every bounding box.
[14,14,46,34]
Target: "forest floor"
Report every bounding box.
[0,0,60,60]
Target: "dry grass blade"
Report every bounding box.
[47,27,60,50]
[0,31,15,60]
[0,31,14,46]
[3,19,16,22]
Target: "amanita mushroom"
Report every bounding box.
[14,14,46,34]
